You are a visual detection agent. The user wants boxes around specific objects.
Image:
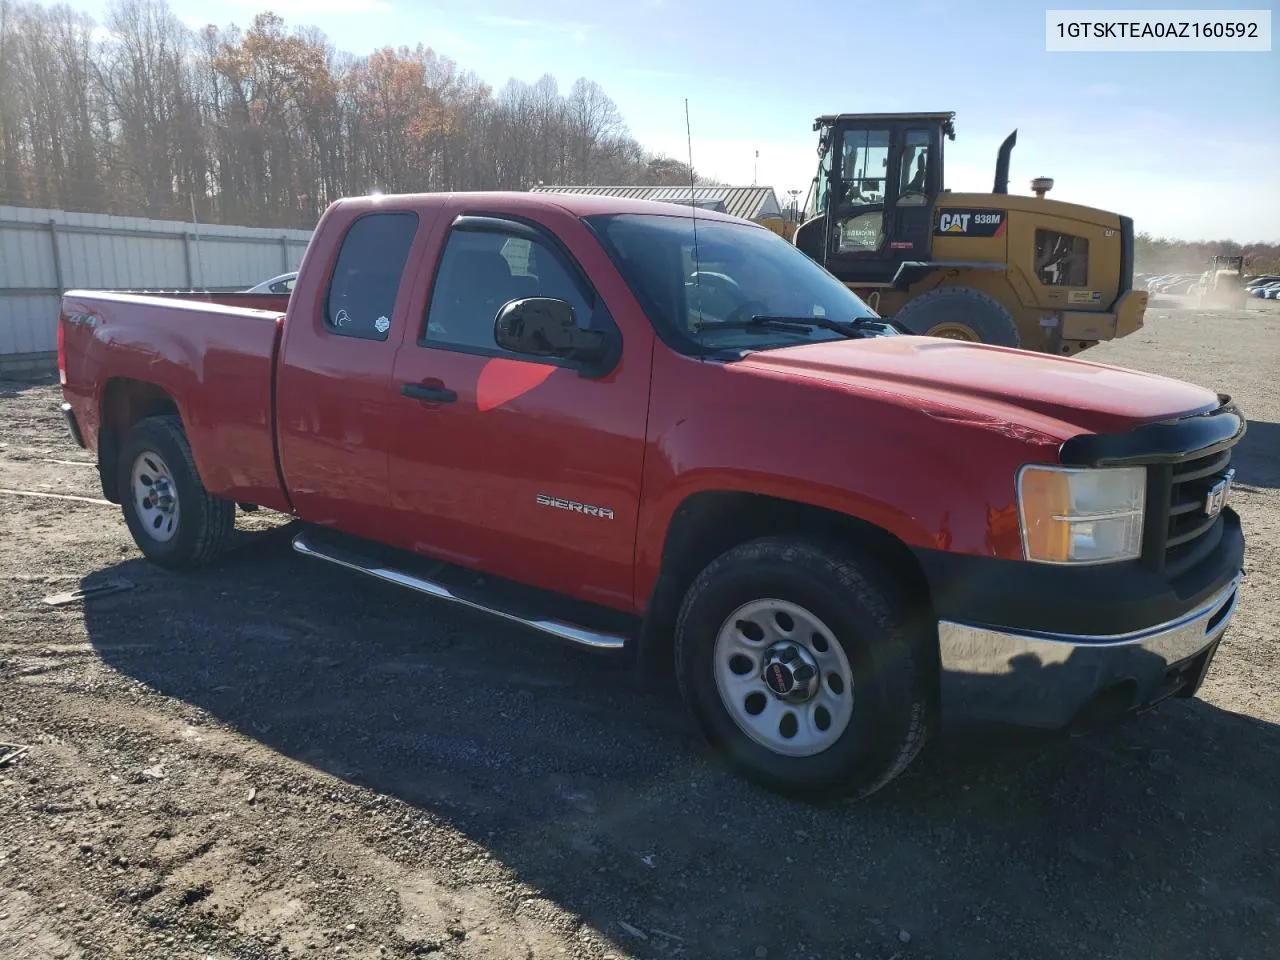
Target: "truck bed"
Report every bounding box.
[59,289,292,513]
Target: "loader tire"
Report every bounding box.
[892,285,1021,347]
[118,414,236,569]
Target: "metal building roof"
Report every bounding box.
[529,185,782,222]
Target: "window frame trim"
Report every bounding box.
[321,208,422,342]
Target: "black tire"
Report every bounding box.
[674,536,934,801]
[891,285,1021,347]
[117,414,235,569]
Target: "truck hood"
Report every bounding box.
[740,335,1221,438]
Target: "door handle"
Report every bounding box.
[401,383,457,403]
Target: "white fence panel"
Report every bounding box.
[0,204,313,373]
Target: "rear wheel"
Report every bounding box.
[892,285,1021,347]
[118,415,235,569]
[674,537,934,801]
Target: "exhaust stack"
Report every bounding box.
[993,129,1017,194]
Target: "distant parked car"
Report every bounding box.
[245,271,297,295]
[1151,274,1199,295]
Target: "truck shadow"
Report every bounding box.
[80,537,1280,959]
[1235,418,1280,488]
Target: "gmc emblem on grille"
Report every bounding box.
[1204,469,1235,518]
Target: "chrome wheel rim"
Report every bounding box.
[712,598,855,757]
[131,450,180,543]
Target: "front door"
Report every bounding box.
[828,125,892,283]
[386,211,651,611]
[823,124,939,285]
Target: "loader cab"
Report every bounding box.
[795,112,953,286]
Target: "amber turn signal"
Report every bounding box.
[1016,464,1146,564]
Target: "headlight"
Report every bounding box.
[1016,464,1146,564]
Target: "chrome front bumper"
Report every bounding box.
[937,573,1242,731]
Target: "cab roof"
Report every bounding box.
[814,111,957,136]
[331,190,756,226]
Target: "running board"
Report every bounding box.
[291,531,629,651]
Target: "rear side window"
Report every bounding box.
[324,211,419,340]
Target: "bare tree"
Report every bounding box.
[97,0,198,216]
[0,0,27,204]
[0,0,721,225]
[566,77,625,182]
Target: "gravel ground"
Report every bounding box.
[2,298,1278,960]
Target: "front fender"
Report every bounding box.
[633,397,1054,607]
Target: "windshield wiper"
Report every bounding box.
[692,315,882,339]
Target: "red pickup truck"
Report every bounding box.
[57,191,1246,800]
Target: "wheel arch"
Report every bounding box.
[97,378,183,503]
[635,489,937,685]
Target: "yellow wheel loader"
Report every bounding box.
[1195,255,1248,310]
[793,112,1148,355]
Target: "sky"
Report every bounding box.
[68,0,1279,242]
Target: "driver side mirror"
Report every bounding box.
[494,297,609,365]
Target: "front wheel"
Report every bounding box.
[674,537,935,801]
[118,415,236,569]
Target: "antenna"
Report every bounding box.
[685,98,703,355]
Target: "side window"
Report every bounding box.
[324,212,419,340]
[807,145,832,220]
[1035,229,1089,286]
[423,226,593,354]
[839,128,890,207]
[899,129,931,205]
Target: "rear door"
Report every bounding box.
[386,206,652,610]
[275,206,434,544]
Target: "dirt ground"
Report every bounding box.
[2,299,1278,960]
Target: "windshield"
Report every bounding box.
[583,212,885,353]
